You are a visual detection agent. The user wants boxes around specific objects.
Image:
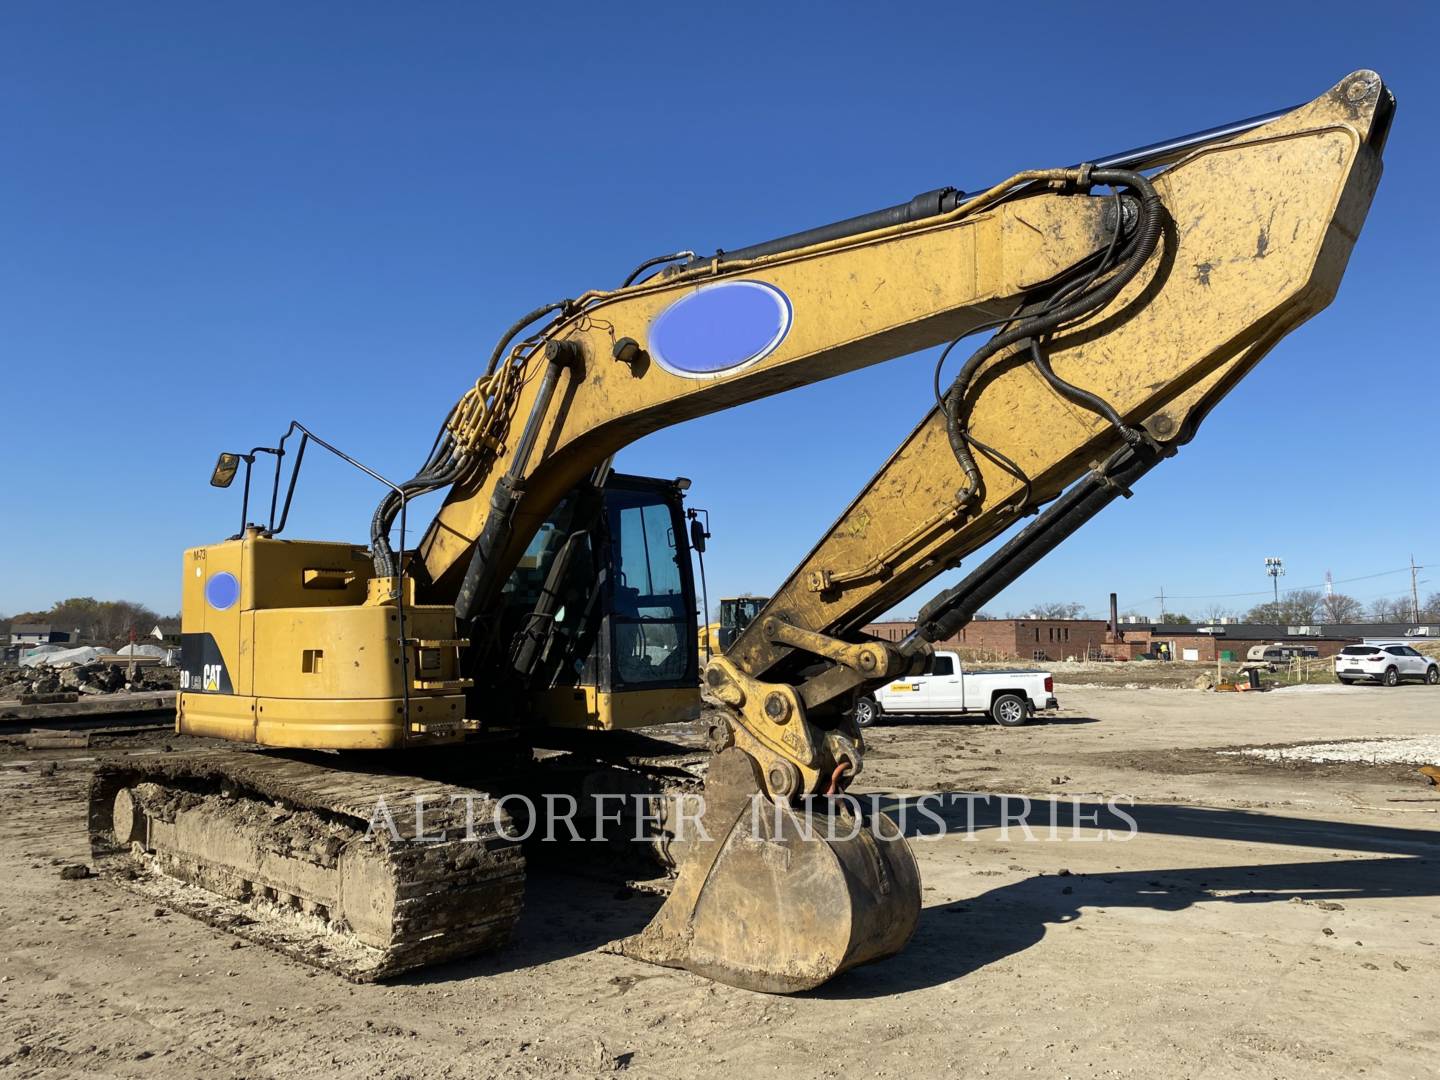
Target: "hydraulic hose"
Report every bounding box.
[942,168,1163,505]
[368,297,572,578]
[484,301,570,379]
[621,250,695,287]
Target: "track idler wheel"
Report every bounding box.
[616,747,919,993]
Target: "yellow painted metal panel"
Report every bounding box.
[177,689,256,741]
[243,537,373,612]
[603,687,700,730]
[254,696,437,750]
[530,686,700,730]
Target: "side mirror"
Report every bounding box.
[689,517,707,554]
[210,452,241,488]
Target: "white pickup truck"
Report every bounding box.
[854,650,1058,727]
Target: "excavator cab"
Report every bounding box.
[498,472,701,731]
[717,596,767,651]
[699,596,769,658]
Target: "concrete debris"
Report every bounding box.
[58,864,93,881]
[16,691,78,706]
[1,662,177,700]
[24,730,90,750]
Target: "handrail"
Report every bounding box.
[215,420,414,727]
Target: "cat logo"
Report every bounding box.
[203,663,223,692]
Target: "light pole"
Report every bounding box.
[1265,557,1285,611]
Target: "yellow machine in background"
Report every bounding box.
[90,72,1392,992]
[699,595,769,661]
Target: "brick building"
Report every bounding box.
[1113,621,1439,663]
[865,618,1110,662]
[862,617,1440,663]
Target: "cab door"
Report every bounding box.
[918,653,964,712]
[603,477,698,692]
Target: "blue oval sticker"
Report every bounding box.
[648,281,792,379]
[206,571,240,611]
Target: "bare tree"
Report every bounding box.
[1319,592,1363,623]
[1368,595,1411,622]
[1203,603,1236,623]
[1025,601,1088,620]
[1245,601,1283,624]
[1283,589,1323,624]
[1245,589,1322,626]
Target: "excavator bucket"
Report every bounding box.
[617,748,920,993]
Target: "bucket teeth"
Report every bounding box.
[616,747,920,993]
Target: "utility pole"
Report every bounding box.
[1157,586,1165,623]
[1410,554,1423,624]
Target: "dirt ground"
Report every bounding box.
[2,684,1438,1079]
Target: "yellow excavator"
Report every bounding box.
[90,71,1391,993]
[700,596,770,661]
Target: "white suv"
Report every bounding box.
[1334,643,1440,687]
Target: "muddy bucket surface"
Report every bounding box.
[618,748,920,993]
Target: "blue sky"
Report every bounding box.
[3,3,1436,621]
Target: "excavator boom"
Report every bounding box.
[418,73,1389,658]
[403,70,1387,778]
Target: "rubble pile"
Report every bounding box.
[0,662,177,699]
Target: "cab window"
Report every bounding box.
[609,489,689,686]
[929,655,955,677]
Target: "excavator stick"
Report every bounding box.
[617,748,919,993]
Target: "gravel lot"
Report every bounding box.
[1,683,1437,1079]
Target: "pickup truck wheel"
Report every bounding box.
[990,693,1028,727]
[853,696,880,728]
[1382,666,1399,687]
